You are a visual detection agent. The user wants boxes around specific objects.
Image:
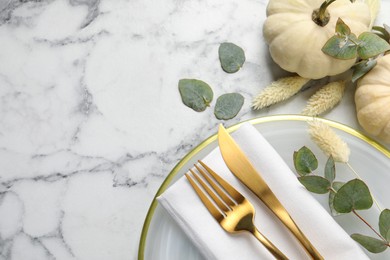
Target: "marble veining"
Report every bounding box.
[0,0,389,259]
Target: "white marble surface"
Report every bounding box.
[0,0,389,259]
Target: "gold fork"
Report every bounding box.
[185,160,288,260]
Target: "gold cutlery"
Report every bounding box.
[218,124,323,260]
[185,160,288,260]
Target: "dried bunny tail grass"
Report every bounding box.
[309,119,382,211]
[308,120,350,163]
[252,76,309,110]
[302,81,346,116]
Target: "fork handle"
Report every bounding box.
[251,228,289,260]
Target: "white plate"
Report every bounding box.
[138,115,390,260]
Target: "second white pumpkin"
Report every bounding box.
[355,54,390,143]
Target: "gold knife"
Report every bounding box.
[218,124,323,260]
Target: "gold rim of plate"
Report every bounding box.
[137,114,390,260]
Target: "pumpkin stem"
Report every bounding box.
[312,0,337,27]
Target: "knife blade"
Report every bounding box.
[218,124,323,260]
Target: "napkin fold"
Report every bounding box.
[158,123,368,260]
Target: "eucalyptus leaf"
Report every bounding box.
[372,25,390,42]
[379,209,390,241]
[385,24,390,36]
[293,146,318,176]
[329,182,345,216]
[322,34,358,60]
[178,79,213,112]
[351,234,388,253]
[324,156,335,182]
[352,59,377,83]
[333,179,373,213]
[214,93,244,120]
[298,175,330,194]
[335,18,351,36]
[218,42,246,73]
[374,32,388,42]
[357,32,390,59]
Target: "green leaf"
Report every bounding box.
[218,42,246,73]
[352,59,377,83]
[178,79,213,112]
[293,146,318,176]
[333,179,373,213]
[214,93,244,120]
[351,233,388,253]
[322,34,358,60]
[385,24,390,37]
[357,32,390,59]
[329,182,345,216]
[335,18,351,36]
[372,25,390,42]
[385,24,390,33]
[324,156,335,182]
[298,176,331,194]
[379,209,390,241]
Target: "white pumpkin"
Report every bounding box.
[355,54,390,143]
[263,0,371,79]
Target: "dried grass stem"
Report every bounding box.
[252,76,309,110]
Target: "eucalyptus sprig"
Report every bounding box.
[322,18,390,82]
[292,121,390,254]
[372,24,390,43]
[307,120,382,210]
[294,146,390,253]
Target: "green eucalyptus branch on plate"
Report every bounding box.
[293,120,390,254]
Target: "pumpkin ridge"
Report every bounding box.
[357,93,390,139]
[380,120,390,143]
[263,13,309,43]
[355,86,390,110]
[296,25,331,75]
[357,96,390,135]
[362,96,390,106]
[339,17,371,35]
[328,2,371,34]
[270,21,320,74]
[360,74,390,86]
[266,0,313,16]
[329,3,371,24]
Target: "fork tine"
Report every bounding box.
[194,164,235,208]
[187,163,289,260]
[198,160,244,203]
[185,173,224,221]
[189,169,230,212]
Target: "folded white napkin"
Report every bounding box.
[158,123,369,260]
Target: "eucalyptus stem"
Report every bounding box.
[347,36,360,46]
[346,162,382,212]
[312,0,337,27]
[352,210,388,243]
